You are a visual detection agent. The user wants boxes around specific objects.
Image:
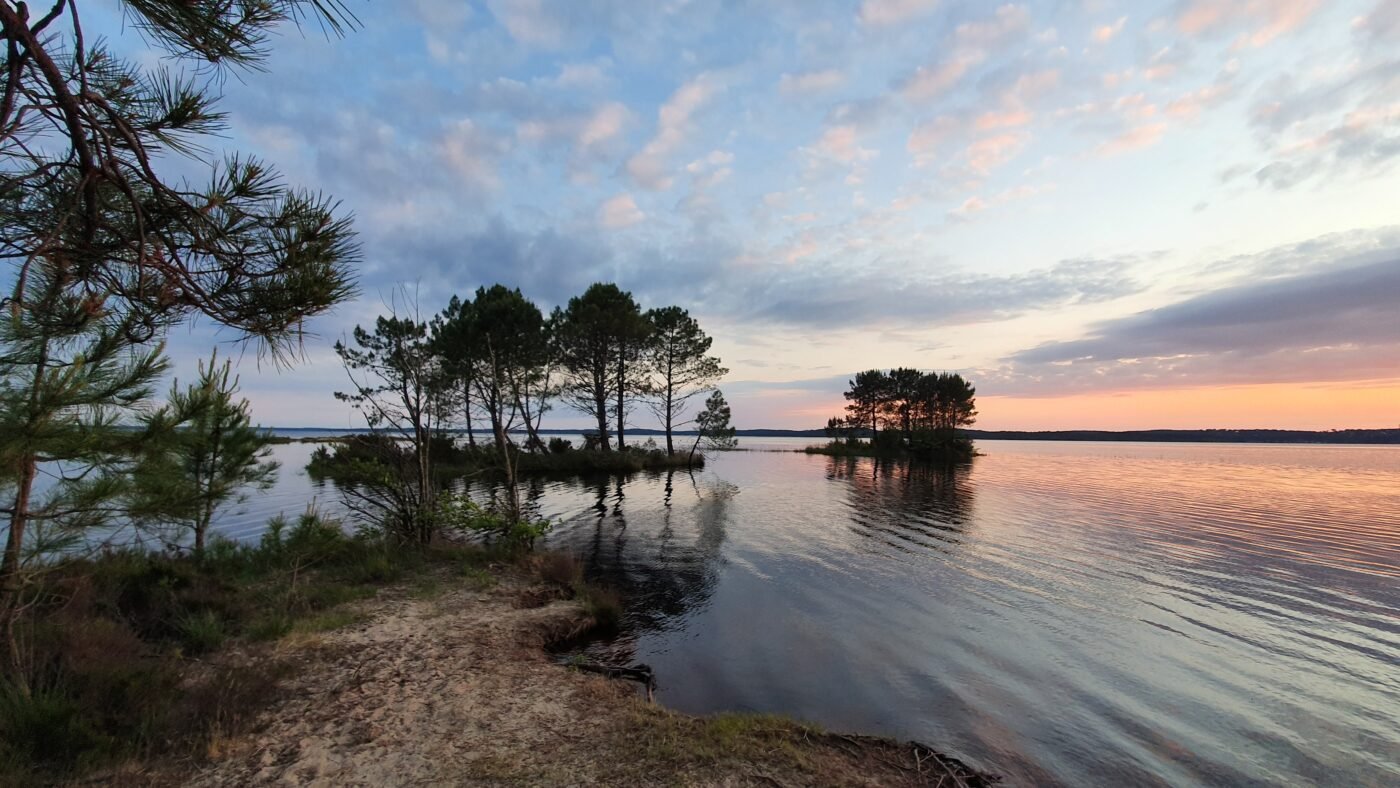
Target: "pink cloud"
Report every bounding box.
[901,54,983,101]
[964,132,1030,174]
[598,193,645,229]
[1092,16,1128,43]
[975,108,1034,130]
[907,115,960,165]
[1178,0,1322,47]
[1097,123,1167,155]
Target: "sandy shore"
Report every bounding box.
[124,566,994,787]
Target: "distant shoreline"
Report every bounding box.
[265,426,1400,445]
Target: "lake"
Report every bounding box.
[220,437,1400,786]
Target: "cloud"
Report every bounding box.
[807,125,877,165]
[1353,0,1400,42]
[486,0,569,47]
[953,4,1032,49]
[599,193,646,229]
[438,119,505,187]
[858,0,940,27]
[974,107,1034,130]
[900,54,983,101]
[1097,122,1167,155]
[1092,17,1128,43]
[1176,0,1322,47]
[962,132,1029,174]
[729,254,1141,329]
[1244,60,1400,188]
[896,5,1032,103]
[779,69,847,95]
[997,239,1400,393]
[626,73,722,190]
[907,115,960,165]
[948,196,987,220]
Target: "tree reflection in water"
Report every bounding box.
[543,468,736,665]
[826,456,977,555]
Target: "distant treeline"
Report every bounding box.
[273,426,1400,444]
[959,428,1400,444]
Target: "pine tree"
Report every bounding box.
[645,306,726,454]
[334,298,447,545]
[133,351,279,556]
[690,390,737,461]
[0,256,167,685]
[1,0,360,668]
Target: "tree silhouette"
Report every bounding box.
[645,306,726,454]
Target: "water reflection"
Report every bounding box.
[544,469,735,661]
[826,456,976,554]
[215,441,1400,786]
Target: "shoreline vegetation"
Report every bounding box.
[306,433,706,479]
[804,436,977,462]
[1,512,997,786]
[266,425,1400,446]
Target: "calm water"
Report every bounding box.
[221,438,1400,786]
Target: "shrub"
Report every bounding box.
[535,551,583,586]
[576,584,622,631]
[548,437,573,454]
[435,492,552,551]
[0,684,104,769]
[176,610,227,655]
[246,613,293,641]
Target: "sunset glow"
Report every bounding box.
[78,0,1399,431]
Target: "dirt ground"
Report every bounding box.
[129,567,997,787]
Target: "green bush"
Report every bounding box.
[176,610,227,654]
[435,492,552,551]
[0,684,105,769]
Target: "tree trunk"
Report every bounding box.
[664,357,674,454]
[1,457,35,691]
[665,394,674,454]
[595,372,611,451]
[616,354,626,450]
[464,380,476,447]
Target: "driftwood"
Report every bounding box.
[570,660,657,702]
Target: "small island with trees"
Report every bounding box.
[812,368,979,461]
[306,281,737,547]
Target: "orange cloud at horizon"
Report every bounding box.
[978,381,1400,432]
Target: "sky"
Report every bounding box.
[90,0,1400,431]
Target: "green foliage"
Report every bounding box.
[0,2,360,355]
[132,350,279,555]
[554,283,647,451]
[832,369,978,447]
[460,566,497,590]
[0,683,105,770]
[435,492,552,551]
[692,390,738,456]
[0,258,169,543]
[575,584,622,631]
[1,0,360,695]
[645,306,727,454]
[333,302,447,545]
[0,509,397,779]
[175,610,227,654]
[330,281,727,545]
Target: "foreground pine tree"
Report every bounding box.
[2,1,360,685]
